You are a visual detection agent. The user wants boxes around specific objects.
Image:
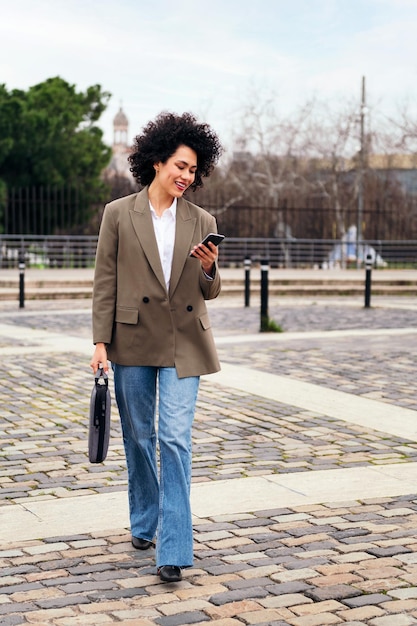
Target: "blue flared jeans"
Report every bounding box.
[113,365,199,568]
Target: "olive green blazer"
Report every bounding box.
[92,187,221,377]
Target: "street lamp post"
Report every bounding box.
[357,76,366,268]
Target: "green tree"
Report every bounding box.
[0,77,112,233]
[0,84,15,172]
[0,179,6,234]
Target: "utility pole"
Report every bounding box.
[357,76,366,268]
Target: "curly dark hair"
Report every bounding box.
[128,111,223,190]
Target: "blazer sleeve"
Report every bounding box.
[198,215,221,300]
[92,204,118,345]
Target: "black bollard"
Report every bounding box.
[19,250,25,309]
[364,253,373,308]
[260,258,269,332]
[244,256,251,307]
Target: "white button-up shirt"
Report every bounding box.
[149,198,177,291]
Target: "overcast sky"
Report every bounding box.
[1,0,416,149]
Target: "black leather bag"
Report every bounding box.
[88,367,111,463]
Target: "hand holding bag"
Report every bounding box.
[88,367,111,463]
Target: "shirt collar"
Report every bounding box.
[149,197,177,219]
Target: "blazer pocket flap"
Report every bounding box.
[115,306,139,324]
[199,313,211,330]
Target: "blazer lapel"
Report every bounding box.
[169,197,197,297]
[129,188,167,291]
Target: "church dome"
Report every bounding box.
[113,106,128,128]
[113,105,129,148]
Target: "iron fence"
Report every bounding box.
[217,238,416,269]
[0,235,416,270]
[3,185,417,241]
[0,235,97,269]
[2,186,93,235]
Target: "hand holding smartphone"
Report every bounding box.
[189,233,225,257]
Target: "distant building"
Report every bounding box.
[113,105,129,147]
[368,154,417,196]
[105,106,133,180]
[308,152,417,196]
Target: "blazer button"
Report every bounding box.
[187,305,193,312]
[143,297,150,303]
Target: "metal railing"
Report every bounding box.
[0,235,416,269]
[0,235,97,269]
[217,238,417,269]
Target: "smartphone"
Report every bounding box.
[189,233,225,256]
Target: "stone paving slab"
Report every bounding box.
[2,497,417,624]
[210,359,417,440]
[2,351,417,508]
[1,299,416,406]
[5,461,417,544]
[215,330,417,411]
[1,296,417,624]
[1,296,417,334]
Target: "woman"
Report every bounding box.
[90,111,223,583]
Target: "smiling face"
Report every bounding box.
[153,145,197,202]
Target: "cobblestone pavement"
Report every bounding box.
[1,296,417,625]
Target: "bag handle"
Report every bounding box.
[95,367,108,386]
